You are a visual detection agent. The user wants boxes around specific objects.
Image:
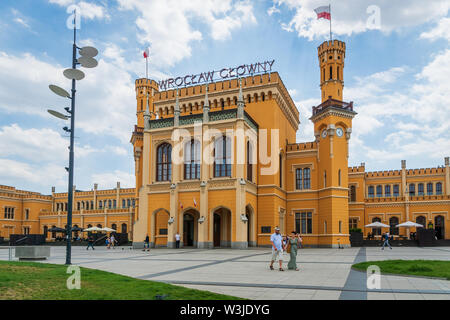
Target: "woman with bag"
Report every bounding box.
[287,231,300,271]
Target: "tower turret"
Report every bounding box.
[318,40,345,102]
[135,78,159,128]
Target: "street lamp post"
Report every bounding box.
[48,9,98,265]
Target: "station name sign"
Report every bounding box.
[158,60,275,91]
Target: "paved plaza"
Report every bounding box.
[1,245,449,300]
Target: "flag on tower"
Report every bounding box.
[143,47,150,58]
[193,198,197,207]
[314,6,331,20]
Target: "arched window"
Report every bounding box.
[368,186,374,198]
[122,199,126,208]
[127,199,131,208]
[337,66,340,80]
[261,92,265,101]
[393,184,399,197]
[436,182,442,195]
[113,200,116,208]
[98,200,103,209]
[427,183,433,195]
[416,216,426,228]
[108,200,112,209]
[184,139,201,180]
[372,217,381,236]
[51,225,56,238]
[350,185,356,202]
[329,66,333,80]
[338,169,341,186]
[111,224,117,230]
[214,135,231,177]
[156,143,172,181]
[247,141,253,182]
[409,184,415,196]
[220,99,225,109]
[418,183,424,196]
[97,224,102,228]
[296,168,302,190]
[121,223,127,233]
[43,225,48,237]
[389,217,399,235]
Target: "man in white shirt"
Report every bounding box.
[269,227,285,271]
[175,232,181,248]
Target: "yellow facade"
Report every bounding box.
[0,183,134,241]
[1,40,448,248]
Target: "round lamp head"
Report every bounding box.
[79,46,98,58]
[78,56,98,68]
[48,109,70,120]
[49,85,71,98]
[63,68,85,81]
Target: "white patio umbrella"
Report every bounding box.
[396,221,424,239]
[83,226,103,232]
[365,221,390,228]
[101,227,116,232]
[396,221,424,228]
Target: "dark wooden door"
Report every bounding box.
[214,214,221,247]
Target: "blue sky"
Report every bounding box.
[0,0,449,194]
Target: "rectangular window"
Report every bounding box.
[409,184,415,196]
[368,186,374,198]
[349,218,358,230]
[393,185,399,197]
[295,212,312,234]
[4,207,14,220]
[159,228,168,235]
[295,168,302,190]
[303,168,311,189]
[25,209,29,220]
[376,185,382,197]
[436,183,442,195]
[261,226,271,234]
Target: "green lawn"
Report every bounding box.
[352,260,450,280]
[0,260,242,300]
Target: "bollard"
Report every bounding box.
[9,246,12,261]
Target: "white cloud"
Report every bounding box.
[420,17,450,42]
[14,17,30,29]
[91,170,135,189]
[48,0,109,21]
[117,0,256,66]
[271,0,450,40]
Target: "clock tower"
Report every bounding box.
[310,39,357,247]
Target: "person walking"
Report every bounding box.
[287,231,300,271]
[269,227,285,271]
[110,234,116,249]
[106,236,111,249]
[382,232,392,250]
[175,232,181,249]
[143,234,150,252]
[86,235,95,250]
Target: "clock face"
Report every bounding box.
[336,128,344,137]
[321,129,327,138]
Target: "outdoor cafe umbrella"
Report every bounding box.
[396,221,424,228]
[83,226,103,232]
[71,226,84,232]
[101,227,116,232]
[364,222,390,228]
[396,221,424,239]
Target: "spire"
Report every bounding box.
[237,78,244,119]
[174,88,180,127]
[238,78,244,103]
[203,84,210,123]
[144,91,151,130]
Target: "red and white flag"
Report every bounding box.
[193,198,197,207]
[314,6,331,20]
[180,202,183,209]
[143,47,150,58]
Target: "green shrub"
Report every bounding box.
[350,228,362,233]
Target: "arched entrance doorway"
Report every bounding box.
[435,216,445,240]
[245,205,255,247]
[153,209,169,247]
[416,216,426,228]
[212,207,231,247]
[183,209,199,247]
